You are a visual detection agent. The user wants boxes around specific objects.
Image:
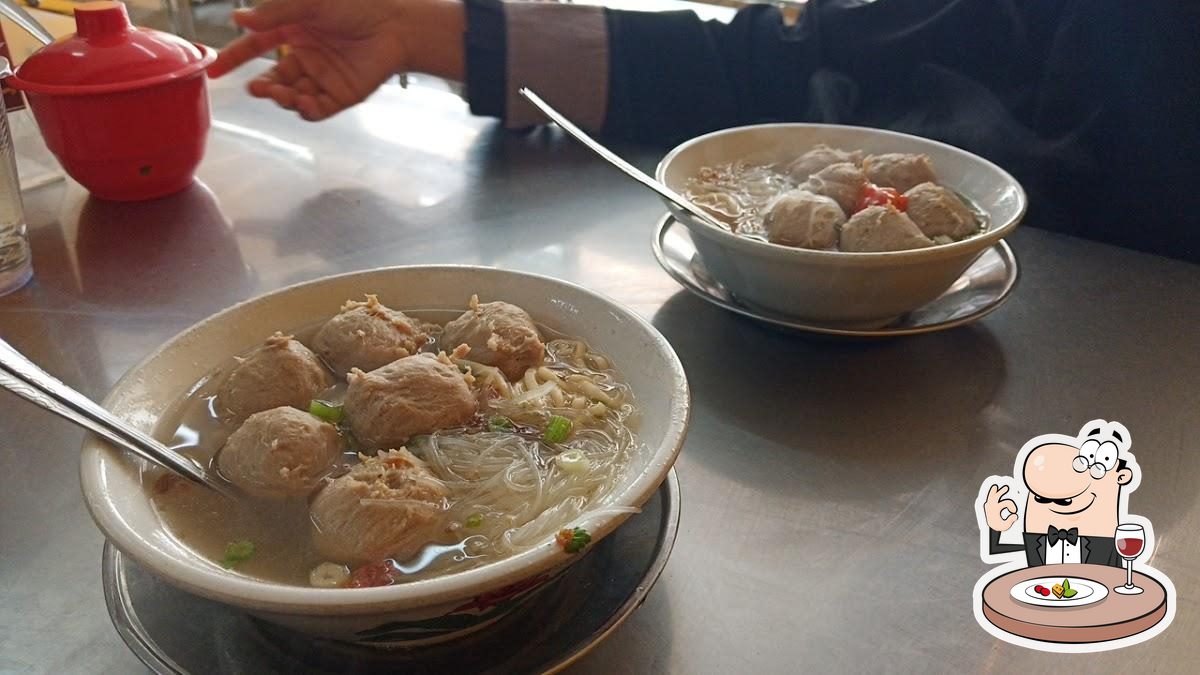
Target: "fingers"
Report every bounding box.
[270,54,304,85]
[290,48,335,92]
[266,83,299,110]
[247,64,285,97]
[234,43,346,121]
[247,54,309,91]
[246,71,300,110]
[209,29,288,78]
[986,484,1009,504]
[296,92,342,121]
[232,0,319,32]
[247,77,339,120]
[987,496,1019,531]
[293,77,320,96]
[248,76,273,98]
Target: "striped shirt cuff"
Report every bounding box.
[502,2,610,130]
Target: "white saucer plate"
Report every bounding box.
[651,214,1019,337]
[1010,576,1109,608]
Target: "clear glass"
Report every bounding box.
[0,86,31,296]
[1114,523,1146,595]
[10,106,64,192]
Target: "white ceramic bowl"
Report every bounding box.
[657,124,1027,327]
[79,266,690,645]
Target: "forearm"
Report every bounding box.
[403,0,466,81]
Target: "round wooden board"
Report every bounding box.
[982,563,1167,644]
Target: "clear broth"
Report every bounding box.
[148,309,642,587]
[682,159,988,246]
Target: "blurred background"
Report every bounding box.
[2,0,804,59]
[4,0,243,55]
[0,0,803,194]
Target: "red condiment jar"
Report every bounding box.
[9,1,216,201]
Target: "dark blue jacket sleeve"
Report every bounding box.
[463,0,506,121]
[604,0,1200,260]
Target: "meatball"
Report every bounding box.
[310,448,449,565]
[217,333,333,422]
[903,182,978,240]
[217,406,343,499]
[313,295,432,377]
[862,153,938,193]
[441,296,545,381]
[762,190,845,249]
[784,144,864,182]
[344,353,477,449]
[800,162,868,215]
[840,205,934,252]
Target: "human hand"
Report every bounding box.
[983,483,1019,532]
[208,0,463,121]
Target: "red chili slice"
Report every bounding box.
[856,184,908,213]
[348,561,395,588]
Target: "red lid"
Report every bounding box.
[10,1,214,95]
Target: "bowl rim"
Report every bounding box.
[655,122,1027,261]
[79,264,691,616]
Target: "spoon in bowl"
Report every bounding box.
[518,88,731,232]
[0,337,236,497]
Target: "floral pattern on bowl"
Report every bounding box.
[354,572,560,645]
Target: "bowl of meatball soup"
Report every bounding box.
[657,124,1026,327]
[79,265,689,645]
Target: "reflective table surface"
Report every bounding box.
[3,67,1200,674]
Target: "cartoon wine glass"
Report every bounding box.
[1114,523,1145,595]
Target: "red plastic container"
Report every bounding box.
[9,1,216,201]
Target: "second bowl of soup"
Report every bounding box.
[657,124,1026,327]
[80,265,690,645]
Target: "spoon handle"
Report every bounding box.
[0,338,232,496]
[0,0,55,46]
[518,88,729,231]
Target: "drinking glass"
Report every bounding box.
[1114,523,1145,595]
[0,57,32,296]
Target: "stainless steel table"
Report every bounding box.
[3,67,1200,675]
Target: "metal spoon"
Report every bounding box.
[0,337,236,497]
[519,88,730,232]
[0,0,54,45]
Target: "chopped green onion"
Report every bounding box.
[465,513,484,528]
[543,415,573,443]
[487,416,515,432]
[555,449,590,475]
[308,399,344,424]
[221,540,256,568]
[556,527,592,554]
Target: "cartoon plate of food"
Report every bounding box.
[1010,576,1109,608]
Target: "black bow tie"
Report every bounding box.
[1047,526,1079,546]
